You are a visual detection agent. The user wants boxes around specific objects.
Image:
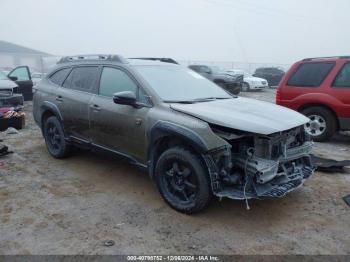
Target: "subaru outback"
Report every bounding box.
[33,55,314,214]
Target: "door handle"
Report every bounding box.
[56,95,63,102]
[90,104,101,111]
[135,118,142,125]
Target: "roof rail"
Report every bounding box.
[129,57,179,64]
[57,54,128,64]
[303,56,350,61]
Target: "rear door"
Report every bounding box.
[89,66,151,162]
[282,62,335,107]
[330,61,350,117]
[7,66,33,101]
[57,66,100,141]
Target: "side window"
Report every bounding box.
[138,88,150,104]
[9,66,31,81]
[49,68,71,86]
[287,62,335,87]
[332,63,350,88]
[99,67,137,97]
[63,70,73,89]
[68,66,99,92]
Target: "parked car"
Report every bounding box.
[0,69,25,106]
[188,65,243,95]
[33,54,314,214]
[226,69,268,91]
[4,66,33,101]
[254,67,285,87]
[276,56,350,142]
[129,57,179,64]
[0,70,17,95]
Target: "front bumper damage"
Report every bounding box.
[203,126,314,200]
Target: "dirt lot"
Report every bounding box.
[0,89,349,255]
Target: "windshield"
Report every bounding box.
[0,71,8,80]
[135,65,232,102]
[210,66,226,74]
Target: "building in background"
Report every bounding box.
[0,40,59,74]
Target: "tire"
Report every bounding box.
[43,116,70,158]
[155,147,211,214]
[242,82,250,92]
[301,106,337,142]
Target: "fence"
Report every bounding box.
[0,52,291,75]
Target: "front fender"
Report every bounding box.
[147,121,210,177]
[149,120,209,152]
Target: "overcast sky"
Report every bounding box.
[0,0,349,64]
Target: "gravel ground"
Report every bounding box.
[0,88,349,255]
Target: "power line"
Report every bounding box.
[199,0,343,23]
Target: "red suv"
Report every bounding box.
[276,56,350,141]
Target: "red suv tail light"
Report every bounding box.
[275,87,281,104]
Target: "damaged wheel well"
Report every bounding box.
[148,135,208,178]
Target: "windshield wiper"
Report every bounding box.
[164,100,197,104]
[193,97,231,102]
[164,97,232,104]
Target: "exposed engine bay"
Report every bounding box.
[205,125,314,200]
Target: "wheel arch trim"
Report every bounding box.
[39,101,64,129]
[147,121,209,176]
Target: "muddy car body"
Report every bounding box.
[33,55,314,213]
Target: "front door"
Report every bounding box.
[8,66,33,101]
[89,66,150,163]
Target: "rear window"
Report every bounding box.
[64,66,99,92]
[287,62,334,87]
[332,62,350,88]
[49,68,70,86]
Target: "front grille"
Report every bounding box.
[260,179,303,197]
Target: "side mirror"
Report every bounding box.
[113,91,137,106]
[8,76,18,81]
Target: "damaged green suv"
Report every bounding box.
[33,55,314,213]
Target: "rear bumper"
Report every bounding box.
[339,117,350,130]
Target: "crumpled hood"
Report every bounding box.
[170,97,309,135]
[0,79,17,89]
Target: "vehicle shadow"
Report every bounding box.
[63,146,329,234]
[330,131,350,144]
